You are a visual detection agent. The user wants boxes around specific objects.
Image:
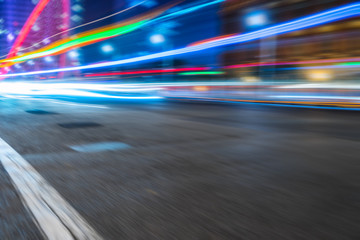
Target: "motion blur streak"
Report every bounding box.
[188,34,237,47]
[0,0,221,66]
[224,57,360,69]
[178,71,224,75]
[152,0,225,23]
[158,81,360,109]
[0,0,50,75]
[0,2,177,65]
[0,21,147,64]
[169,97,360,111]
[0,0,148,59]
[0,82,163,100]
[5,0,50,58]
[2,1,360,239]
[3,80,360,108]
[280,65,360,70]
[2,2,359,77]
[84,67,210,77]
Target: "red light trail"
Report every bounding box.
[84,67,211,77]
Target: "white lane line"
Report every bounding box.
[0,138,103,240]
[69,142,131,153]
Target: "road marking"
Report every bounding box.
[0,137,103,240]
[70,142,131,153]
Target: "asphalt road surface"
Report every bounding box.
[0,97,360,240]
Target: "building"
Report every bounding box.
[0,0,34,58]
[221,0,360,80]
[0,0,84,75]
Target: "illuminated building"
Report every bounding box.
[0,0,84,75]
[221,0,360,80]
[0,0,35,58]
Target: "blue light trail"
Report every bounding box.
[1,2,359,78]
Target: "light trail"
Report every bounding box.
[153,0,224,23]
[83,57,360,78]
[84,67,210,77]
[278,64,360,70]
[188,34,237,47]
[178,71,224,75]
[0,0,50,75]
[5,0,50,58]
[0,0,220,65]
[0,2,176,65]
[224,57,360,69]
[2,21,147,64]
[337,62,360,66]
[0,0,221,62]
[168,97,360,110]
[0,82,163,100]
[1,2,359,77]
[0,0,149,58]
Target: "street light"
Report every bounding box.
[244,10,269,29]
[149,34,165,44]
[101,44,114,54]
[244,9,275,81]
[7,33,14,42]
[149,33,173,80]
[44,56,53,63]
[68,50,79,59]
[43,38,51,44]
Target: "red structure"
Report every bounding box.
[1,0,71,77]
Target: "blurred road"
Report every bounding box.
[1,97,360,239]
